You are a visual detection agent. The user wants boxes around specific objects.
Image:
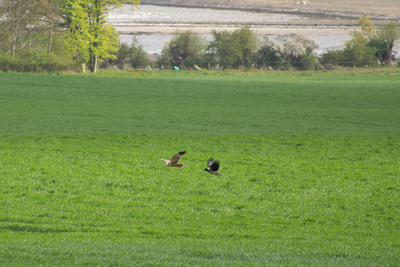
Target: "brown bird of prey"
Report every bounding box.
[162,151,186,168]
[204,158,221,175]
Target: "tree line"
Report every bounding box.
[90,17,400,72]
[152,17,399,71]
[0,3,399,73]
[321,17,400,67]
[0,0,139,72]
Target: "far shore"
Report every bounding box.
[114,0,400,37]
[113,0,400,60]
[140,0,400,21]
[114,23,354,37]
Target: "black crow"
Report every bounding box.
[205,158,221,174]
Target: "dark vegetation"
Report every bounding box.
[0,0,140,73]
[156,17,399,71]
[0,0,399,72]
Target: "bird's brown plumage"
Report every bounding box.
[162,151,186,168]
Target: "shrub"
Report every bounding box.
[160,30,205,69]
[296,54,318,70]
[110,38,151,70]
[0,51,12,71]
[343,42,377,67]
[320,50,346,65]
[207,26,259,69]
[257,34,317,70]
[0,50,73,72]
[256,38,285,68]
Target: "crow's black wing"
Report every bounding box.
[210,160,220,172]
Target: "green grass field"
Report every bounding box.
[0,71,399,265]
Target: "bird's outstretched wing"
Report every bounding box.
[206,158,221,174]
[170,151,186,164]
[210,160,220,172]
[161,158,171,166]
[207,158,215,168]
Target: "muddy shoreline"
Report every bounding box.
[140,0,400,22]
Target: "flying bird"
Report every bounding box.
[204,158,221,175]
[161,151,186,168]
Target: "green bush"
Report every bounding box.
[0,51,12,71]
[160,30,205,70]
[255,44,284,69]
[295,54,318,70]
[343,43,377,67]
[207,27,259,69]
[0,50,73,72]
[110,38,151,69]
[320,50,346,65]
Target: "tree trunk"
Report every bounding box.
[10,3,17,58]
[90,54,98,73]
[385,44,394,66]
[28,14,33,49]
[47,27,53,53]
[11,25,16,58]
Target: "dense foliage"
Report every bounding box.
[0,1,398,73]
[0,0,139,72]
[159,20,398,70]
[159,28,317,70]
[321,17,400,67]
[256,33,318,70]
[107,37,150,69]
[158,30,206,69]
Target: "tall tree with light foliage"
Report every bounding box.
[59,0,140,72]
[0,0,56,57]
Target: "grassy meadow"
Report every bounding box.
[0,70,399,265]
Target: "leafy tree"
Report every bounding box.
[0,0,72,72]
[128,38,150,68]
[0,0,58,56]
[256,37,285,68]
[257,34,317,69]
[207,26,259,69]
[161,30,205,69]
[320,17,399,67]
[231,26,259,68]
[58,0,140,72]
[112,37,150,69]
[351,16,375,42]
[59,0,90,68]
[0,0,31,57]
[369,23,400,66]
[256,37,284,68]
[207,30,235,69]
[343,16,377,67]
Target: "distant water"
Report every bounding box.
[109,5,396,56]
[108,4,307,24]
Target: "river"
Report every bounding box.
[108,4,357,55]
